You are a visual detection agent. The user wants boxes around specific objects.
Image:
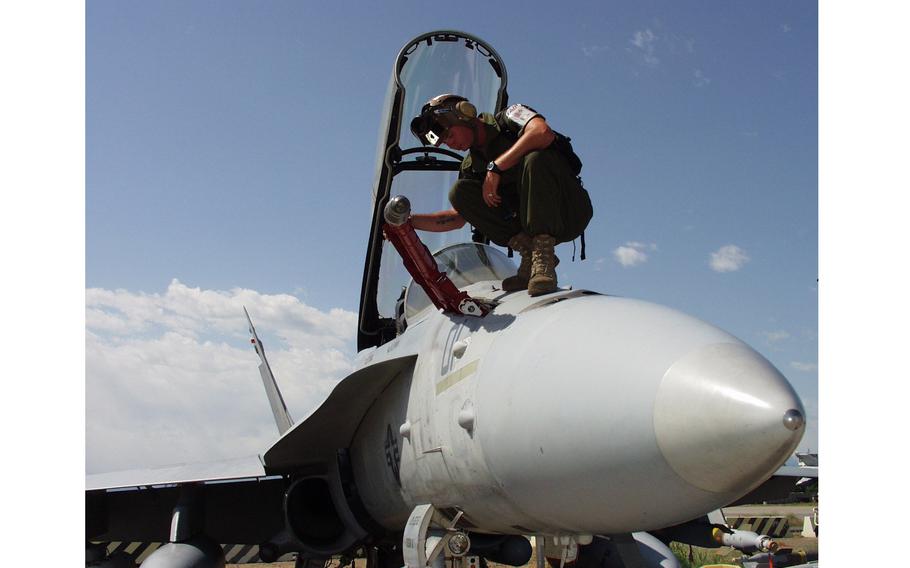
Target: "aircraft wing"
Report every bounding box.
[86,455,267,492]
[87,462,287,546]
[773,465,818,478]
[87,456,282,545]
[88,351,419,548]
[727,464,818,506]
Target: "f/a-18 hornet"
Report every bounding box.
[86,31,812,568]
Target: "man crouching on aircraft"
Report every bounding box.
[409,94,593,296]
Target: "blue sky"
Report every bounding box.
[83,1,818,471]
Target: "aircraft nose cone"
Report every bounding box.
[654,342,805,494]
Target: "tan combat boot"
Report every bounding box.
[502,233,560,292]
[502,233,533,292]
[528,234,558,297]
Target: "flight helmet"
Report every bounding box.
[410,94,477,147]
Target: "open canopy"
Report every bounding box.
[358,31,509,350]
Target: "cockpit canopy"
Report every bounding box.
[358,31,509,349]
[404,243,515,321]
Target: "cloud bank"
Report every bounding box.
[86,279,357,474]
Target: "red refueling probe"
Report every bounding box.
[382,195,488,317]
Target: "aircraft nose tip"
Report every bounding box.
[654,342,804,494]
[782,408,805,431]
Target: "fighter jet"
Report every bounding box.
[86,31,808,568]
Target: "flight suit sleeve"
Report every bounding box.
[498,104,545,138]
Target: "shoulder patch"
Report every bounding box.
[504,104,540,130]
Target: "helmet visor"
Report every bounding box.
[410,114,447,147]
[410,106,462,147]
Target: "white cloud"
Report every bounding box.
[791,361,818,372]
[615,247,646,267]
[613,241,657,267]
[86,280,357,474]
[631,29,654,49]
[582,45,610,57]
[709,245,750,272]
[762,330,791,343]
[630,29,659,66]
[694,69,711,87]
[781,23,792,33]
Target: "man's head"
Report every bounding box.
[410,94,477,148]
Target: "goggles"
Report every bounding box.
[410,106,461,147]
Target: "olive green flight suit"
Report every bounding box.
[448,112,593,247]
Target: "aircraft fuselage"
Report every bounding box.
[349,272,805,535]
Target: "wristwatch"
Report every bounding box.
[486,161,504,175]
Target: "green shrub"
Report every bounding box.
[669,542,740,568]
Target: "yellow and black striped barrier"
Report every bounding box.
[724,516,790,538]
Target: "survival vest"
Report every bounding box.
[494,104,584,176]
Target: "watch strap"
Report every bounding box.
[487,161,504,175]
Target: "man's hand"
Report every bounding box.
[483,171,502,207]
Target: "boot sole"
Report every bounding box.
[501,278,530,292]
[502,258,558,293]
[528,278,558,296]
[528,287,558,297]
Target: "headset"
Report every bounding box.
[429,94,477,121]
[410,94,477,146]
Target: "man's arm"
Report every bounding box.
[409,209,466,232]
[492,117,556,171]
[481,116,557,208]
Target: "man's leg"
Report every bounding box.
[528,234,559,296]
[448,179,522,246]
[519,149,592,243]
[502,232,533,291]
[501,232,561,292]
[518,149,593,295]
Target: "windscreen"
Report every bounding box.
[404,243,515,321]
[375,35,505,320]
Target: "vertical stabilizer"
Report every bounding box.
[244,307,294,435]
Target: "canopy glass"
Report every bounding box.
[375,35,506,320]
